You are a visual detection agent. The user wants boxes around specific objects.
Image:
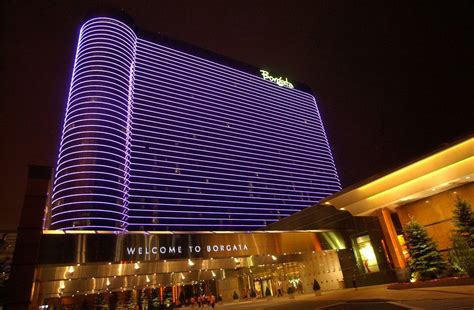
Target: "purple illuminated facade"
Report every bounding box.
[51,16,341,231]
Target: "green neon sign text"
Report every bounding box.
[260,70,294,89]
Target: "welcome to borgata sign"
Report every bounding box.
[126,243,249,256]
[260,70,294,89]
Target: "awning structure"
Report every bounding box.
[320,136,473,216]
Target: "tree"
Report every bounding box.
[452,196,474,248]
[449,196,474,276]
[404,217,445,280]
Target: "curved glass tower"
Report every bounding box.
[51,16,341,231]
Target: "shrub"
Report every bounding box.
[449,196,474,277]
[404,217,445,280]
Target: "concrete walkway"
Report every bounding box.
[216,284,474,310]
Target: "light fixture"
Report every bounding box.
[134,262,140,270]
[211,271,216,277]
[271,255,277,261]
[188,259,195,266]
[67,266,75,274]
[106,278,111,286]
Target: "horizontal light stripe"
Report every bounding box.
[131,135,337,175]
[137,39,313,102]
[131,162,337,190]
[131,120,335,168]
[129,223,265,227]
[128,175,326,194]
[128,210,289,216]
[127,203,300,212]
[52,201,127,212]
[132,103,333,159]
[129,181,332,197]
[54,163,125,181]
[135,56,317,121]
[51,217,128,225]
[52,209,128,218]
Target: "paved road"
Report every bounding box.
[215,285,474,310]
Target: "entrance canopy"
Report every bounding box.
[36,230,344,298]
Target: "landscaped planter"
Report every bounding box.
[387,276,474,290]
[395,267,411,282]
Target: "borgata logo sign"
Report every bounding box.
[260,70,294,89]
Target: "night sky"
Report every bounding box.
[0,1,472,230]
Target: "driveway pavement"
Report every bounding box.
[214,284,474,310]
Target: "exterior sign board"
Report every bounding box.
[38,232,319,263]
[260,70,294,89]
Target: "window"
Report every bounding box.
[352,235,380,273]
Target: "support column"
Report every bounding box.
[374,208,406,269]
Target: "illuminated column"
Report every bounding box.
[375,208,406,268]
[50,17,137,230]
[311,233,323,252]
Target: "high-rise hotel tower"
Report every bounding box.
[51,14,341,231]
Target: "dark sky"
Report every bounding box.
[0,1,472,230]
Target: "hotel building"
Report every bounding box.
[50,14,341,232]
[4,11,473,309]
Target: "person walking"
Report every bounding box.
[210,294,216,309]
[352,275,358,291]
[276,281,283,297]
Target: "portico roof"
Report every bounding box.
[320,135,473,216]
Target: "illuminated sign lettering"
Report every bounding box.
[260,70,294,89]
[126,243,249,256]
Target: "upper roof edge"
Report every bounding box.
[80,10,314,94]
[320,133,474,204]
